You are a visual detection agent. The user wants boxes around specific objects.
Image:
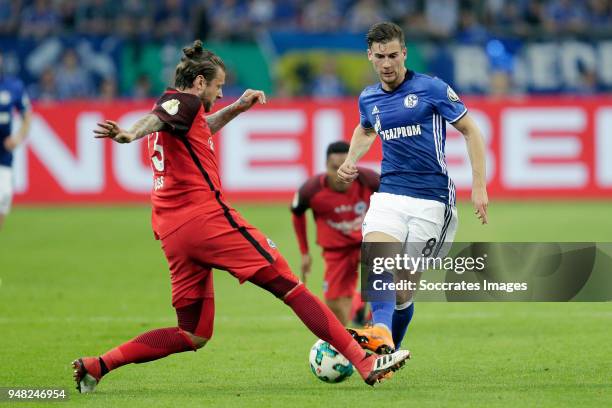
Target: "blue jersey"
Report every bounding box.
[358,70,467,206]
[0,76,30,167]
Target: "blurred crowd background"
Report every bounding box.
[1,0,611,100]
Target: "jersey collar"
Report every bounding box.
[380,69,414,94]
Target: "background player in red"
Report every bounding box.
[291,141,379,325]
[73,40,410,392]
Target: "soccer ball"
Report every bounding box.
[309,339,354,383]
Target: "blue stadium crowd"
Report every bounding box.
[1,0,611,100]
[1,0,610,40]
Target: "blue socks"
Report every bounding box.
[371,301,394,332]
[369,271,395,332]
[392,302,414,349]
[367,271,415,349]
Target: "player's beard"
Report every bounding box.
[202,98,213,112]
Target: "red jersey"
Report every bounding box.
[291,168,379,251]
[148,89,224,239]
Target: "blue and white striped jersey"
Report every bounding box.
[358,70,467,206]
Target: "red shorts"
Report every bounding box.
[161,209,279,307]
[322,246,361,300]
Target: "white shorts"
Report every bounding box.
[0,165,14,215]
[362,192,458,259]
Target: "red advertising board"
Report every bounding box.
[11,97,612,204]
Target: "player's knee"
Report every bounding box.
[395,290,413,306]
[249,257,300,298]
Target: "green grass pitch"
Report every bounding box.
[0,202,610,407]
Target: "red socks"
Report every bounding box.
[96,287,376,380]
[100,327,196,373]
[284,284,374,379]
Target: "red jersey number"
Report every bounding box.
[149,132,165,190]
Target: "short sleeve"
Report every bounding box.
[290,176,322,215]
[290,190,309,215]
[431,78,467,124]
[358,93,372,129]
[151,92,201,134]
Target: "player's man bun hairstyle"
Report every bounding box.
[366,22,405,48]
[174,39,226,89]
[182,39,205,59]
[326,141,350,158]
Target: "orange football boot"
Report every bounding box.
[347,324,395,355]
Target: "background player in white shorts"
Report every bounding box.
[338,22,488,354]
[0,51,31,231]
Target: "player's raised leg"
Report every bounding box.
[248,255,410,385]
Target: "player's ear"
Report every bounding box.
[195,75,206,90]
[367,48,373,61]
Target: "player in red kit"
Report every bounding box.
[291,141,379,325]
[72,40,410,392]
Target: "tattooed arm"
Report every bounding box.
[94,114,164,144]
[206,89,266,134]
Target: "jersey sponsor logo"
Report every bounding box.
[372,105,379,115]
[334,204,354,214]
[380,124,422,140]
[404,94,418,108]
[334,202,369,215]
[0,91,10,105]
[447,86,460,102]
[161,99,180,115]
[326,216,364,235]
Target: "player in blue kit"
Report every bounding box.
[338,22,488,355]
[0,52,31,231]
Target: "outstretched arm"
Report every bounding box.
[452,113,488,224]
[206,89,266,134]
[94,114,164,144]
[337,124,377,183]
